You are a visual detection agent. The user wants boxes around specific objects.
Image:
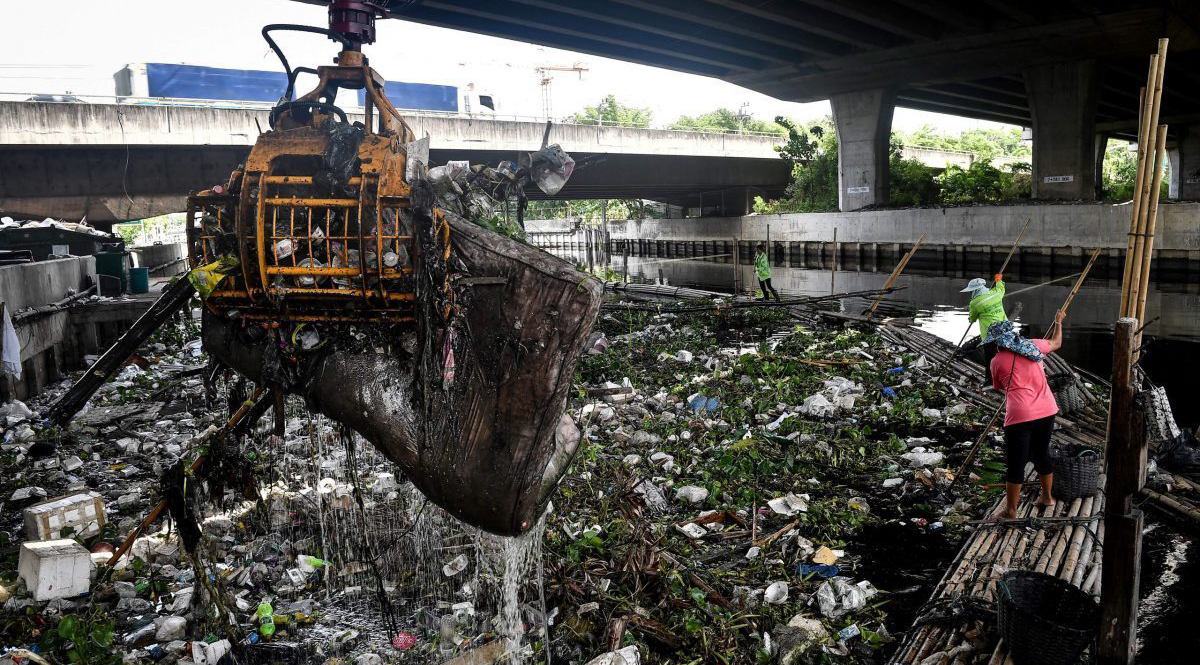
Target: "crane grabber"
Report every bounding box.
[184,1,601,537]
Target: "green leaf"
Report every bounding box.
[58,615,80,641]
[92,620,115,647]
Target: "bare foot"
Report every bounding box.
[990,508,1018,521]
[1035,497,1056,511]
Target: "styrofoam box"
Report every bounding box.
[23,491,107,541]
[18,539,95,601]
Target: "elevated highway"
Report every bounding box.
[0,100,790,224]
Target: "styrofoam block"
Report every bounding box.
[192,639,231,665]
[23,491,107,541]
[18,539,94,601]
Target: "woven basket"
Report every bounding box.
[998,571,1099,665]
[1052,448,1100,501]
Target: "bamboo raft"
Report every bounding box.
[880,324,1110,665]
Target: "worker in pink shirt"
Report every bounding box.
[987,311,1065,519]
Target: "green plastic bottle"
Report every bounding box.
[257,601,276,638]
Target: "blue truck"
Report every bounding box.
[113,63,494,113]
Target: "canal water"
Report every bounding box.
[552,246,1200,660]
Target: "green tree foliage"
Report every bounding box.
[888,140,939,206]
[523,198,663,225]
[1102,138,1138,201]
[937,159,1031,203]
[754,117,839,213]
[670,108,785,135]
[894,125,1030,160]
[572,95,652,128]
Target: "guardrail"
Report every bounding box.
[0,92,786,139]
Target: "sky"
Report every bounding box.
[0,0,1014,134]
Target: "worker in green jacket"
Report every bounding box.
[754,243,780,301]
[962,272,1007,385]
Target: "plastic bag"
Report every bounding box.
[188,257,238,299]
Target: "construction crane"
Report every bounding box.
[535,62,588,121]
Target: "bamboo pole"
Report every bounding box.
[1133,127,1169,353]
[997,218,1031,276]
[865,234,926,316]
[1121,40,1169,317]
[1046,247,1102,339]
[1119,59,1158,317]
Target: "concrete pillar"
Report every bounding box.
[1168,147,1180,200]
[830,88,895,211]
[1023,60,1099,200]
[1095,133,1109,198]
[1170,126,1200,200]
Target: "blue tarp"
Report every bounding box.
[145,64,289,102]
[357,81,458,112]
[141,63,459,111]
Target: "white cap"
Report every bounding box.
[960,278,986,293]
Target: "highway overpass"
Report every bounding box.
[0,100,791,225]
[335,0,1200,210]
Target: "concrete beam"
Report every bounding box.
[729,9,1164,101]
[831,88,895,211]
[1024,60,1100,200]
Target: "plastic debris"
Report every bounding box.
[767,492,809,516]
[764,581,790,604]
[675,485,709,504]
[902,451,946,467]
[814,578,877,618]
[583,646,640,665]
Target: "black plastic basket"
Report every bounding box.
[998,570,1099,665]
[1052,447,1100,501]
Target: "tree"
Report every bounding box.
[892,125,1030,160]
[522,198,662,225]
[888,140,939,206]
[937,160,1010,203]
[1102,138,1138,201]
[670,109,784,135]
[754,116,839,213]
[572,95,652,128]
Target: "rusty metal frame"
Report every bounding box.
[185,49,447,325]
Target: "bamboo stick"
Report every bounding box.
[1058,497,1095,581]
[1142,487,1200,523]
[1084,520,1106,594]
[1046,247,1101,338]
[1119,56,1160,317]
[865,234,926,316]
[1122,40,1169,317]
[1071,517,1098,587]
[997,218,1031,276]
[1133,127,1169,355]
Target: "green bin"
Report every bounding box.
[95,251,129,294]
[129,267,150,294]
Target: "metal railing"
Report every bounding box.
[0,91,786,139]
